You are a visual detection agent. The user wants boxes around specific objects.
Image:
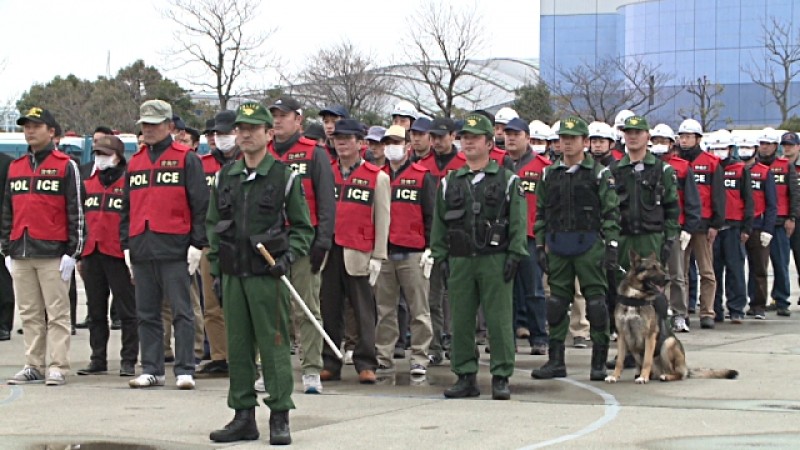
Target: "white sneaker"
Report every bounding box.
[7,367,45,385]
[673,316,690,333]
[45,370,66,386]
[302,374,323,394]
[128,374,166,388]
[176,374,195,390]
[254,375,266,393]
[344,350,354,365]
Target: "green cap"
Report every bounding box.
[558,116,589,136]
[622,115,649,131]
[235,103,273,127]
[137,100,172,124]
[461,114,494,136]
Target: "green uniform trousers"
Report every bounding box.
[547,240,609,345]
[289,255,323,375]
[223,274,294,412]
[449,253,514,377]
[619,234,664,271]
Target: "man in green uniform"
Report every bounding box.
[207,103,313,445]
[531,116,620,382]
[430,114,528,400]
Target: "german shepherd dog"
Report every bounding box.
[605,251,739,384]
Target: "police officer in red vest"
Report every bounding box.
[122,100,209,389]
[2,107,83,386]
[320,119,390,384]
[707,131,753,324]
[319,105,349,160]
[77,135,139,377]
[267,95,336,394]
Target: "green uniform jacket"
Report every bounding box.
[533,154,620,247]
[430,159,528,262]
[206,155,314,278]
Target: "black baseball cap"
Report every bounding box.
[304,122,326,141]
[332,119,363,137]
[268,96,303,115]
[781,132,800,145]
[319,105,349,119]
[202,118,215,135]
[504,118,530,134]
[17,107,58,128]
[172,115,186,130]
[429,118,456,136]
[212,110,236,133]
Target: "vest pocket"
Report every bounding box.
[215,220,238,275]
[249,230,289,275]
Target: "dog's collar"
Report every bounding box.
[618,296,649,307]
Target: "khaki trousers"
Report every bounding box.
[666,238,688,316]
[201,248,226,361]
[289,255,324,375]
[683,232,717,319]
[163,274,205,359]
[13,258,71,374]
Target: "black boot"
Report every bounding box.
[590,344,609,381]
[210,408,259,443]
[491,375,510,400]
[269,410,292,445]
[606,353,636,370]
[444,373,480,398]
[531,341,567,379]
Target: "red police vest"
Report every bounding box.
[333,161,380,252]
[269,137,320,227]
[664,154,691,225]
[384,163,428,249]
[418,151,466,180]
[722,162,745,221]
[200,154,222,188]
[769,157,791,217]
[8,150,71,242]
[750,162,770,219]
[516,154,551,237]
[82,173,125,258]
[491,147,506,165]
[127,143,192,237]
[689,152,720,220]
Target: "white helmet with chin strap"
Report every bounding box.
[495,107,519,125]
[588,121,616,141]
[392,100,418,120]
[614,110,635,129]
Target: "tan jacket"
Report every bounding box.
[344,170,390,276]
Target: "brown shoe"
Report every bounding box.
[320,369,340,381]
[358,370,376,384]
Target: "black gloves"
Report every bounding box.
[440,259,450,285]
[604,243,618,272]
[536,245,548,275]
[660,239,674,265]
[309,246,327,274]
[212,277,222,306]
[269,252,295,278]
[503,257,519,283]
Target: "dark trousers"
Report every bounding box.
[83,253,139,365]
[320,244,377,374]
[428,261,450,353]
[513,238,547,346]
[746,230,771,312]
[769,226,791,308]
[791,226,800,297]
[0,261,14,332]
[132,259,194,377]
[688,255,698,311]
[69,271,77,326]
[712,227,747,318]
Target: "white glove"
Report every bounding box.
[679,230,692,251]
[760,232,773,248]
[4,256,12,274]
[368,258,382,286]
[420,249,434,279]
[59,255,76,282]
[187,246,203,275]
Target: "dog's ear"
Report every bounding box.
[629,249,639,265]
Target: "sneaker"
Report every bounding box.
[700,317,715,329]
[777,308,792,317]
[573,336,588,348]
[730,314,744,324]
[610,332,618,342]
[376,364,394,373]
[302,374,322,394]
[254,376,266,392]
[516,327,530,339]
[428,353,444,366]
[530,343,548,355]
[673,316,690,333]
[7,367,44,385]
[754,311,767,320]
[129,374,166,388]
[176,375,195,390]
[410,364,427,376]
[393,347,405,359]
[344,350,354,365]
[120,362,136,377]
[765,303,777,312]
[77,361,107,375]
[45,371,66,386]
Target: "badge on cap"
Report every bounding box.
[27,107,43,118]
[565,121,575,129]
[240,105,256,116]
[467,118,477,127]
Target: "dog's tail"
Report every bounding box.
[688,368,739,379]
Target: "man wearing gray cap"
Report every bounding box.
[122,100,209,389]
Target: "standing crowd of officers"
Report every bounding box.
[0,97,797,445]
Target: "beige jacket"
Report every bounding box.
[343,170,390,276]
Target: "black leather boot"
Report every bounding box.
[491,375,510,400]
[269,410,292,445]
[443,373,480,398]
[209,408,259,443]
[531,340,567,379]
[606,353,636,369]
[590,344,609,381]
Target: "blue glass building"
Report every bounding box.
[540,0,800,128]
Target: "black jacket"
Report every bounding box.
[0,144,84,258]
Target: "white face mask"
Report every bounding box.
[385,144,406,162]
[650,144,669,155]
[215,135,236,152]
[531,144,547,154]
[94,154,116,171]
[712,149,729,159]
[738,148,755,159]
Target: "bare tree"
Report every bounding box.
[679,75,725,131]
[293,40,395,120]
[744,17,800,123]
[162,0,274,110]
[548,56,678,123]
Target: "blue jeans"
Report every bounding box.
[513,238,547,346]
[769,225,791,308]
[712,227,747,318]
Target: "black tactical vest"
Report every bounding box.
[612,160,666,235]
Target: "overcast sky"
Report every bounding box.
[0,0,540,104]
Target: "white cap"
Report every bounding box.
[758,127,780,144]
[392,100,418,120]
[588,121,615,141]
[650,124,676,141]
[529,120,550,140]
[678,118,703,135]
[495,107,519,125]
[614,110,635,129]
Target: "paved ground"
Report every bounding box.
[1,285,800,449]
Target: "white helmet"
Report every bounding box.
[529,120,550,140]
[678,118,703,135]
[706,129,733,149]
[614,110,635,129]
[392,100,418,120]
[547,121,561,141]
[650,124,676,141]
[758,127,779,143]
[733,133,758,148]
[495,107,519,125]
[588,121,615,141]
